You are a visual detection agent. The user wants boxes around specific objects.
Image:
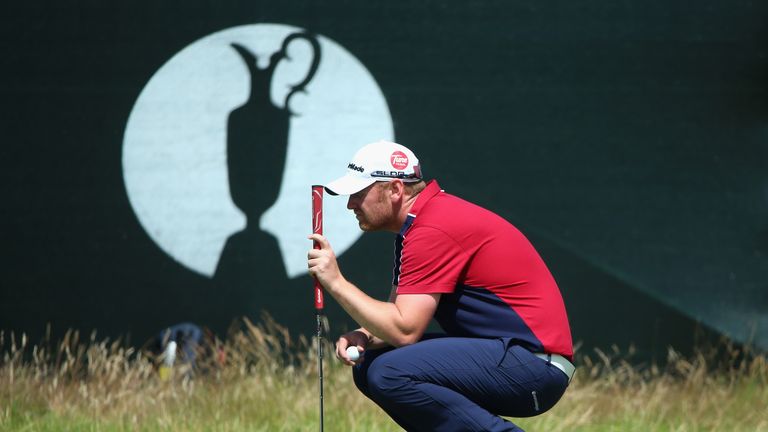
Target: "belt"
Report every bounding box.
[534,353,576,382]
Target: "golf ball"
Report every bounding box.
[346,346,360,361]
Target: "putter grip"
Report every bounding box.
[312,185,324,310]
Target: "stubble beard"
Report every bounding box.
[356,189,391,232]
[356,212,386,232]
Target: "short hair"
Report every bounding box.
[403,180,426,196]
[376,179,426,197]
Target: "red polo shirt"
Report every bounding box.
[393,180,573,358]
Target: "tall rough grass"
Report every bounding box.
[517,344,768,431]
[1,318,766,431]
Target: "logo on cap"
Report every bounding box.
[390,151,409,170]
[347,163,364,172]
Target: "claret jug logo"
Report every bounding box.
[123,24,393,279]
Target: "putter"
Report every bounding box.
[311,185,325,432]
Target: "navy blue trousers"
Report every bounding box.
[352,336,569,432]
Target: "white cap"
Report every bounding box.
[324,140,423,196]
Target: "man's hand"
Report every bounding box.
[307,234,343,291]
[335,330,370,366]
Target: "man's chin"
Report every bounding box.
[356,220,380,232]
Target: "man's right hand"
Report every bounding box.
[335,330,370,366]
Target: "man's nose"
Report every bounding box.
[347,196,356,209]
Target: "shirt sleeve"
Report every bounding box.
[396,225,467,294]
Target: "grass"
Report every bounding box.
[1,317,766,431]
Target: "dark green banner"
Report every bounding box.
[1,1,766,359]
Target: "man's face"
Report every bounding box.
[347,182,393,232]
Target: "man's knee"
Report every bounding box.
[364,358,411,404]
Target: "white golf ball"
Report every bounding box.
[346,346,360,361]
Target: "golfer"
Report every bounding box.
[307,140,574,431]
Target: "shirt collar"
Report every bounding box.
[405,180,442,219]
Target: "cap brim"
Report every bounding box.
[324,174,377,196]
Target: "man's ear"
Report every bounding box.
[388,179,405,201]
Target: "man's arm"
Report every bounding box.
[335,286,398,364]
[308,234,439,347]
[348,287,440,349]
[351,286,400,349]
[328,277,438,347]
